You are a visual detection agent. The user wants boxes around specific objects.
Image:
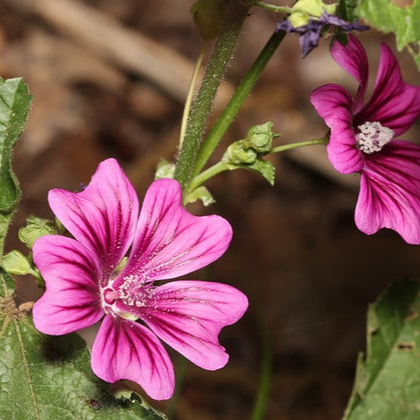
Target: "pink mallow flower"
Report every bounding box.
[310,35,420,244]
[32,158,248,400]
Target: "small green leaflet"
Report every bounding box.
[0,77,32,259]
[344,278,420,420]
[0,269,167,420]
[336,0,358,22]
[358,0,420,70]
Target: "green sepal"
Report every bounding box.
[19,216,58,250]
[184,185,216,206]
[155,158,176,180]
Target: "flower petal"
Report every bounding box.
[310,84,363,173]
[33,235,103,335]
[356,43,420,137]
[137,281,248,370]
[48,158,139,281]
[122,179,232,281]
[91,314,175,400]
[331,35,369,113]
[355,140,420,244]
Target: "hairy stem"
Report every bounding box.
[174,0,250,191]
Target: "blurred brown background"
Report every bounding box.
[1,1,420,419]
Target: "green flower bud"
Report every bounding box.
[2,250,34,276]
[191,0,227,41]
[243,122,275,154]
[223,140,258,165]
[19,216,57,249]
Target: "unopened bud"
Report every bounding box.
[223,140,258,165]
[19,216,57,249]
[243,122,275,154]
[2,250,34,276]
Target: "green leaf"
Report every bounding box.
[344,278,420,420]
[358,0,420,70]
[245,160,275,186]
[0,77,32,258]
[0,269,167,420]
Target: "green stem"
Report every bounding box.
[250,325,272,420]
[174,0,250,191]
[193,29,286,178]
[188,138,327,193]
[188,138,328,192]
[188,161,229,193]
[270,138,328,154]
[247,0,292,14]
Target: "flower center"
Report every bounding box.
[356,121,394,154]
[101,274,153,319]
[118,274,152,308]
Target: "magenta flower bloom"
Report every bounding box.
[32,158,248,400]
[310,35,420,244]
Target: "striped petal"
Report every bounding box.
[120,179,232,282]
[91,315,175,400]
[331,34,369,113]
[32,235,103,335]
[136,281,248,370]
[356,43,420,136]
[48,158,139,282]
[355,140,420,244]
[310,84,363,174]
